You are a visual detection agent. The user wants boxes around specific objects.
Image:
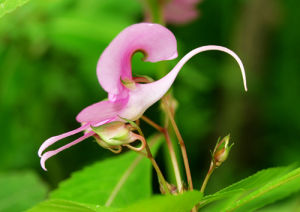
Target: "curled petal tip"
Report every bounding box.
[38,124,89,158]
[238,59,248,92]
[40,154,48,171]
[186,45,248,92]
[128,45,248,115]
[38,137,55,157]
[244,81,248,92]
[39,131,94,171]
[202,45,247,92]
[40,151,55,171]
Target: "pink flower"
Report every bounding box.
[38,23,247,171]
[143,0,201,25]
[164,0,201,24]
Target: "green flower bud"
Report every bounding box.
[91,122,131,146]
[91,121,146,153]
[213,134,233,167]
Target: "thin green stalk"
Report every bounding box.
[142,116,183,192]
[146,0,165,25]
[162,98,194,191]
[145,142,170,194]
[131,119,170,194]
[200,163,216,193]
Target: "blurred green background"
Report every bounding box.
[0,0,300,210]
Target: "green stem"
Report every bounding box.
[145,142,170,194]
[162,98,194,191]
[142,116,183,192]
[200,163,216,193]
[133,121,170,194]
[146,0,165,25]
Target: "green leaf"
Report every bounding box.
[0,0,29,18]
[200,166,300,211]
[120,191,203,212]
[50,135,163,208]
[257,194,300,212]
[227,167,300,211]
[0,171,47,212]
[27,199,119,212]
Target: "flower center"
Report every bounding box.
[121,75,154,90]
[121,78,136,90]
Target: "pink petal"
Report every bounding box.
[40,131,94,171]
[164,0,199,24]
[38,124,89,157]
[174,0,200,5]
[76,98,128,124]
[120,45,247,119]
[97,23,178,96]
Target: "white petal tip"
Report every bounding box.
[41,163,48,171]
[40,157,48,171]
[244,83,248,92]
[38,137,56,158]
[38,149,43,157]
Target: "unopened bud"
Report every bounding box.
[91,121,146,153]
[213,134,233,167]
[91,122,131,146]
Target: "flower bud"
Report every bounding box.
[91,122,132,146]
[213,134,233,167]
[91,121,146,153]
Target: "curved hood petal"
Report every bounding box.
[97,23,178,95]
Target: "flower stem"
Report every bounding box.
[162,98,194,191]
[142,115,183,192]
[200,163,216,193]
[145,142,170,194]
[146,0,165,25]
[133,122,170,194]
[141,115,164,132]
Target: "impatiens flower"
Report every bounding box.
[38,23,247,171]
[164,0,201,24]
[143,0,201,25]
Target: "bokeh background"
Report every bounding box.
[0,0,300,210]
